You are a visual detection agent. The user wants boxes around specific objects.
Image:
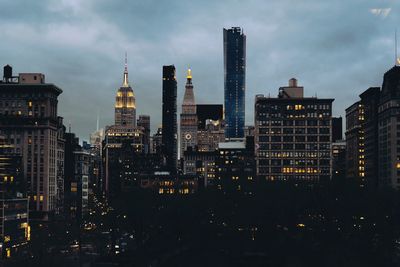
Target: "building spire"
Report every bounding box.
[123,52,129,87]
[187,68,192,79]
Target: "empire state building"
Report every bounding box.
[115,55,136,126]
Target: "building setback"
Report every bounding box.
[0,65,63,220]
[162,65,178,173]
[224,27,246,139]
[255,78,333,182]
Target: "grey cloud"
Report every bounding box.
[0,0,399,140]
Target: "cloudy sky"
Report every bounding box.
[0,0,398,140]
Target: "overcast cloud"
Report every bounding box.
[0,0,398,140]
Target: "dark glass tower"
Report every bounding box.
[162,65,177,173]
[223,27,246,138]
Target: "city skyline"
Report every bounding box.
[0,1,398,140]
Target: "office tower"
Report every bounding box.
[180,68,197,158]
[0,66,63,220]
[345,102,365,181]
[255,78,334,182]
[215,138,255,193]
[378,65,400,189]
[332,117,343,142]
[0,136,29,259]
[115,55,136,126]
[224,27,246,139]
[196,104,223,130]
[162,65,177,173]
[137,115,150,154]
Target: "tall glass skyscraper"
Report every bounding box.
[223,27,246,138]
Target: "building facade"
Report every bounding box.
[137,115,150,154]
[345,102,365,182]
[255,79,333,182]
[0,66,63,219]
[223,27,246,139]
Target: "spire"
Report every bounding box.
[187,68,192,79]
[123,52,129,87]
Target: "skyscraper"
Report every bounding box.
[162,65,177,173]
[180,68,197,159]
[223,27,246,138]
[115,55,136,126]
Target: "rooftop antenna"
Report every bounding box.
[68,120,71,133]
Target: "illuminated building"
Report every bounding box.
[150,127,163,154]
[115,55,136,126]
[345,102,365,182]
[162,65,178,173]
[359,87,380,187]
[196,104,223,130]
[183,149,216,187]
[180,68,198,159]
[215,139,255,193]
[224,27,246,138]
[140,172,200,195]
[0,65,63,220]
[197,119,225,152]
[103,125,144,199]
[332,140,346,181]
[137,115,150,154]
[255,78,333,182]
[0,136,29,259]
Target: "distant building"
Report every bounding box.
[162,65,178,173]
[216,139,255,193]
[378,65,400,189]
[0,135,29,259]
[332,117,343,142]
[151,127,163,154]
[183,149,216,187]
[137,115,150,154]
[140,172,201,195]
[196,104,223,130]
[180,69,197,159]
[359,87,380,187]
[255,78,334,182]
[0,65,63,220]
[197,119,225,152]
[345,102,364,182]
[332,140,346,181]
[115,55,136,126]
[224,27,246,138]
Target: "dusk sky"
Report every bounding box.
[0,0,398,140]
